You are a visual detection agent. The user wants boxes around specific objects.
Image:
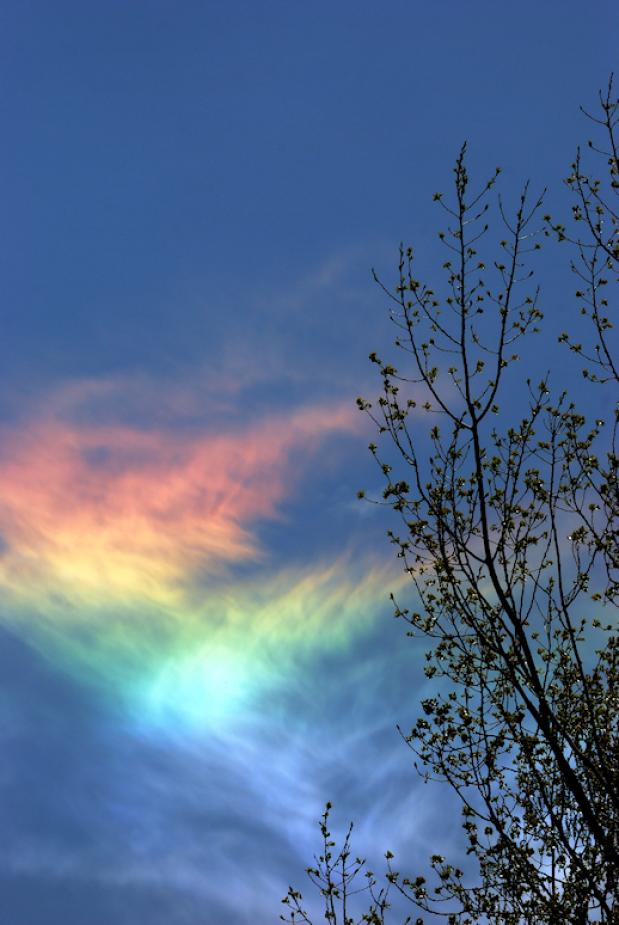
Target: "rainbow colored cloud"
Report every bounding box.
[0,385,398,730]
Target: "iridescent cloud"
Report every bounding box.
[0,384,400,729]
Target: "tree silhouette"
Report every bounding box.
[282,78,618,925]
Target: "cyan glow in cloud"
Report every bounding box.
[0,382,401,730]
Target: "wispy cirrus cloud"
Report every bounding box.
[0,372,428,923]
[0,376,407,732]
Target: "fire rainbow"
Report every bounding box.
[0,394,400,732]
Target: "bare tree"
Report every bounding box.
[282,79,618,925]
[281,803,400,925]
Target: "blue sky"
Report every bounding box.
[0,3,616,923]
